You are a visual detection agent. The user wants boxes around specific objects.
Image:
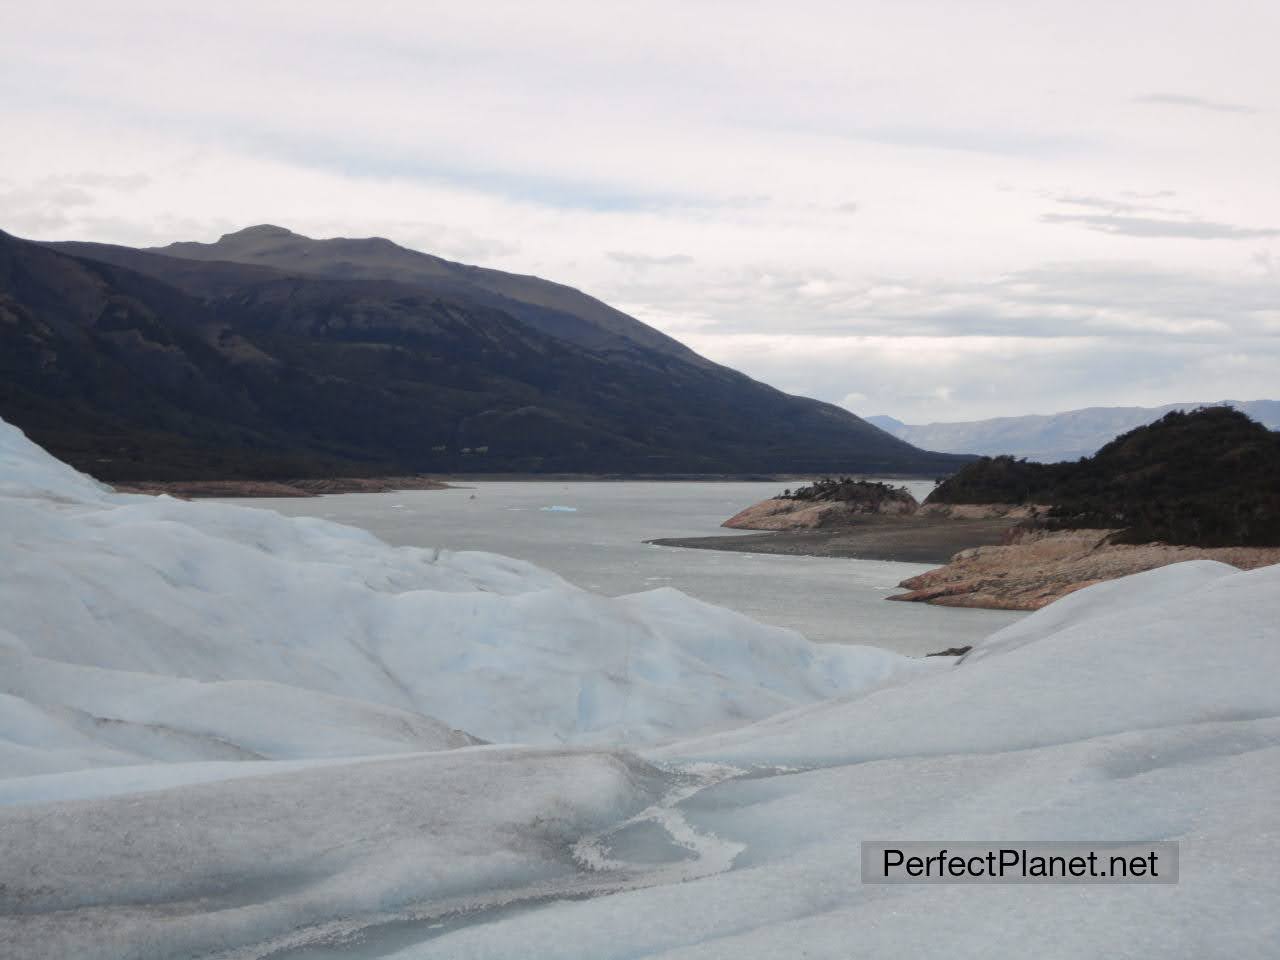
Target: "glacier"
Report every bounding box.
[0,417,923,774]
[1,417,1278,959]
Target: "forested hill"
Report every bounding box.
[2,227,971,480]
[926,407,1280,546]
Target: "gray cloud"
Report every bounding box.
[1134,93,1257,114]
[616,259,1280,345]
[848,123,1095,158]
[1040,212,1280,240]
[5,3,1278,424]
[607,251,695,268]
[660,259,1280,421]
[709,330,1280,425]
[1051,193,1188,217]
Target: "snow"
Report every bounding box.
[1,416,1278,959]
[0,416,923,773]
[653,560,1279,769]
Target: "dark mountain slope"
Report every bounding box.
[1,231,395,478]
[151,224,709,365]
[927,407,1280,546]
[8,229,971,479]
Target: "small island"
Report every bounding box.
[649,477,1020,564]
[723,477,919,529]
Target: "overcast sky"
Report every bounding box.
[3,1,1277,422]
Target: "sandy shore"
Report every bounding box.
[649,515,1018,565]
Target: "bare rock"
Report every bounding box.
[723,496,918,531]
[889,529,1280,610]
[918,502,1048,520]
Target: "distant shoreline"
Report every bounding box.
[113,477,458,499]
[114,473,943,497]
[435,473,940,482]
[649,515,1016,565]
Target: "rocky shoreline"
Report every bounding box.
[114,476,453,499]
[887,527,1280,610]
[687,484,1280,610]
[722,493,917,531]
[649,515,1018,565]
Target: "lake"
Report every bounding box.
[228,481,1024,656]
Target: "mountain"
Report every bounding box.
[864,414,905,433]
[868,401,1280,462]
[3,227,969,480]
[926,407,1280,546]
[151,224,709,364]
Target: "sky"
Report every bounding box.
[2,0,1277,423]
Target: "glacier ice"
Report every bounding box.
[0,417,924,774]
[1,416,1278,959]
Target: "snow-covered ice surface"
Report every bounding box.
[0,418,923,777]
[2,418,1279,959]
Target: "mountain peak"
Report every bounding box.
[219,224,299,242]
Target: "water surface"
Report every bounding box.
[230,481,1023,656]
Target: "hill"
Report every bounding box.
[868,400,1280,461]
[150,224,707,364]
[926,407,1280,546]
[3,227,971,480]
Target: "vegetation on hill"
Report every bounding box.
[926,407,1280,546]
[781,477,917,508]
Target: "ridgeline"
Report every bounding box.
[927,407,1280,547]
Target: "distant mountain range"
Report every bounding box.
[0,225,969,480]
[868,400,1280,463]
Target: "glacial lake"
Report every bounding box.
[228,481,1024,656]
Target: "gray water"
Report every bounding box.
[230,481,1023,656]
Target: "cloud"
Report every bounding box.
[625,259,1280,348]
[3,2,1278,423]
[1040,212,1280,240]
[1050,193,1187,217]
[1134,93,1257,114]
[52,172,152,191]
[677,328,1280,423]
[607,251,695,268]
[850,123,1095,157]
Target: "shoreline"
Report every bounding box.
[111,474,939,499]
[113,476,458,499]
[435,472,940,482]
[649,516,1017,565]
[887,529,1280,610]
